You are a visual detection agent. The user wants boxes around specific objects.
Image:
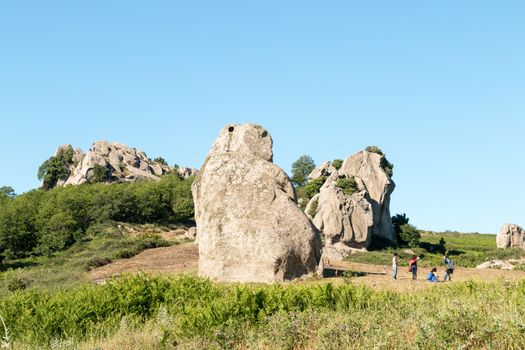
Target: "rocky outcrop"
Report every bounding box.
[497,224,525,250]
[339,151,395,242]
[192,124,322,283]
[306,175,373,260]
[64,141,170,185]
[305,149,395,260]
[308,161,336,181]
[45,141,197,187]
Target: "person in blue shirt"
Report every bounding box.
[443,255,455,282]
[427,267,440,282]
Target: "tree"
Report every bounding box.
[153,157,168,166]
[0,186,15,205]
[392,213,410,245]
[399,224,421,248]
[332,159,343,170]
[291,155,316,187]
[37,147,74,190]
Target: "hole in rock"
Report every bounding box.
[228,126,235,132]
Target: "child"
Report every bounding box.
[426,267,440,282]
[408,255,420,280]
[392,253,399,280]
[443,255,455,282]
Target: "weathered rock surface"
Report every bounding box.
[64,141,170,185]
[476,260,515,270]
[306,174,373,260]
[497,224,525,250]
[308,161,336,181]
[339,151,395,242]
[192,124,322,283]
[46,141,197,187]
[305,149,395,259]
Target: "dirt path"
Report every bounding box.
[88,243,198,283]
[88,244,525,291]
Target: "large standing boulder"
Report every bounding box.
[192,124,322,283]
[339,151,395,242]
[497,224,525,249]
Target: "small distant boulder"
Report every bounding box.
[496,224,525,250]
[192,124,322,283]
[476,260,514,270]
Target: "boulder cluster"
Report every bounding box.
[48,141,197,187]
[192,124,396,283]
[305,151,395,260]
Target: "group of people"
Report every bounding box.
[391,253,455,282]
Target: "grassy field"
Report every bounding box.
[345,231,525,268]
[2,230,525,349]
[2,274,525,349]
[0,222,178,297]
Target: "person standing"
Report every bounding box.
[443,255,455,282]
[409,255,420,280]
[392,253,399,280]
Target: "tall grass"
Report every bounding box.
[3,274,525,349]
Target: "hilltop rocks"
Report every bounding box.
[45,141,197,188]
[64,141,170,185]
[192,124,322,283]
[305,149,395,259]
[497,224,525,250]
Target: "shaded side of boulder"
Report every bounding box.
[192,124,322,283]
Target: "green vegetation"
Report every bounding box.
[37,146,75,190]
[331,159,343,170]
[399,223,421,248]
[335,176,359,196]
[153,157,168,166]
[346,230,525,268]
[392,213,410,244]
[365,145,394,177]
[91,163,109,183]
[2,274,525,349]
[0,174,194,260]
[0,224,174,297]
[291,155,316,187]
[296,176,326,210]
[307,198,319,217]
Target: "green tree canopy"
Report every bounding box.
[291,155,316,187]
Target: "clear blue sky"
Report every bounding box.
[1,1,523,233]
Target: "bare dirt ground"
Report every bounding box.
[88,244,525,291]
[88,243,199,283]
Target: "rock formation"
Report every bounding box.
[308,161,336,181]
[45,141,197,187]
[497,224,525,250]
[192,124,322,283]
[305,149,395,260]
[339,151,395,242]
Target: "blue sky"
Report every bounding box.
[0,1,523,233]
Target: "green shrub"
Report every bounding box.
[307,198,319,217]
[7,278,29,292]
[365,146,384,155]
[91,164,109,183]
[296,176,326,210]
[331,159,343,170]
[399,224,421,248]
[85,257,112,270]
[336,176,359,196]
